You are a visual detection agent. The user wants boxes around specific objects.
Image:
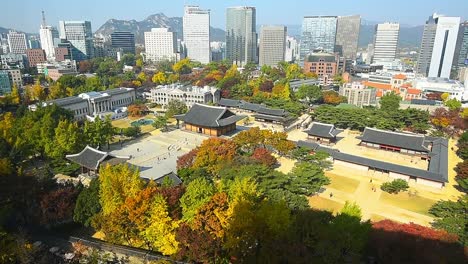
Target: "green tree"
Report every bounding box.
[287,162,330,196]
[74,178,101,227]
[340,201,362,218]
[380,179,409,194]
[380,92,401,112]
[429,196,467,244]
[165,100,188,118]
[152,116,168,131]
[296,85,322,104]
[9,85,21,105]
[46,120,84,159]
[179,177,215,221]
[444,98,462,111]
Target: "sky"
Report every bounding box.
[2,0,467,33]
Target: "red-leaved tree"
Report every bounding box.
[252,148,277,167]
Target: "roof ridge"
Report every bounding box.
[365,127,425,138]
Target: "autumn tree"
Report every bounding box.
[9,85,21,105]
[98,164,143,216]
[251,148,277,167]
[40,186,80,227]
[29,81,47,101]
[127,104,148,117]
[322,90,345,105]
[429,196,467,244]
[45,119,84,159]
[193,138,238,175]
[152,72,167,85]
[173,58,192,74]
[176,149,199,170]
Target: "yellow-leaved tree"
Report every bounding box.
[152,71,167,85]
[99,164,143,215]
[141,194,179,255]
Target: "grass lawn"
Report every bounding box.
[380,192,437,216]
[325,172,360,193]
[309,196,343,214]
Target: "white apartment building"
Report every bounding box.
[7,31,27,54]
[183,6,210,64]
[144,28,178,62]
[41,88,136,121]
[148,84,221,108]
[339,82,377,107]
[259,26,287,67]
[40,25,59,60]
[428,16,461,78]
[285,36,299,62]
[372,23,400,64]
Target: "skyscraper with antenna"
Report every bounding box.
[39,11,59,60]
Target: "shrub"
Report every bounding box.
[380,179,409,194]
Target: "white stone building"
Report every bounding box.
[148,84,220,108]
[144,28,178,62]
[41,88,136,121]
[412,77,467,101]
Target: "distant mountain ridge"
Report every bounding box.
[95,13,225,44]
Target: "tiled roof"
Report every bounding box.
[363,81,393,90]
[393,74,407,80]
[358,127,429,153]
[175,103,245,127]
[306,122,342,138]
[218,98,242,107]
[256,107,288,117]
[66,146,129,170]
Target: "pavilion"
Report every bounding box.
[306,122,342,145]
[66,145,130,175]
[175,103,246,136]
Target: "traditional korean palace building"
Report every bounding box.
[175,103,245,136]
[66,146,130,175]
[358,127,431,158]
[306,122,343,145]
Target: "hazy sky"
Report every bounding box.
[2,0,467,33]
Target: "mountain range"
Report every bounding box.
[94,13,225,43]
[2,13,425,49]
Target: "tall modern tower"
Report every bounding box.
[183,6,210,64]
[372,23,400,64]
[416,15,439,76]
[259,26,287,67]
[59,21,93,61]
[417,14,461,78]
[7,31,28,54]
[300,16,337,63]
[335,15,361,60]
[226,6,257,67]
[39,11,59,60]
[111,31,135,54]
[452,21,468,75]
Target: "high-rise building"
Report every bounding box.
[453,21,468,75]
[0,70,11,95]
[183,6,210,64]
[144,28,178,62]
[372,23,400,64]
[335,15,361,60]
[226,6,257,66]
[111,31,135,54]
[416,14,461,78]
[259,26,287,67]
[28,37,41,49]
[285,36,299,62]
[300,16,337,62]
[0,35,9,54]
[59,21,93,61]
[39,11,59,60]
[416,15,438,76]
[7,31,28,54]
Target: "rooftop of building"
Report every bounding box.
[358,127,430,153]
[362,81,393,90]
[152,84,217,94]
[66,145,130,171]
[175,103,245,128]
[306,122,343,139]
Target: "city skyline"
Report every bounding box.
[1,0,468,33]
